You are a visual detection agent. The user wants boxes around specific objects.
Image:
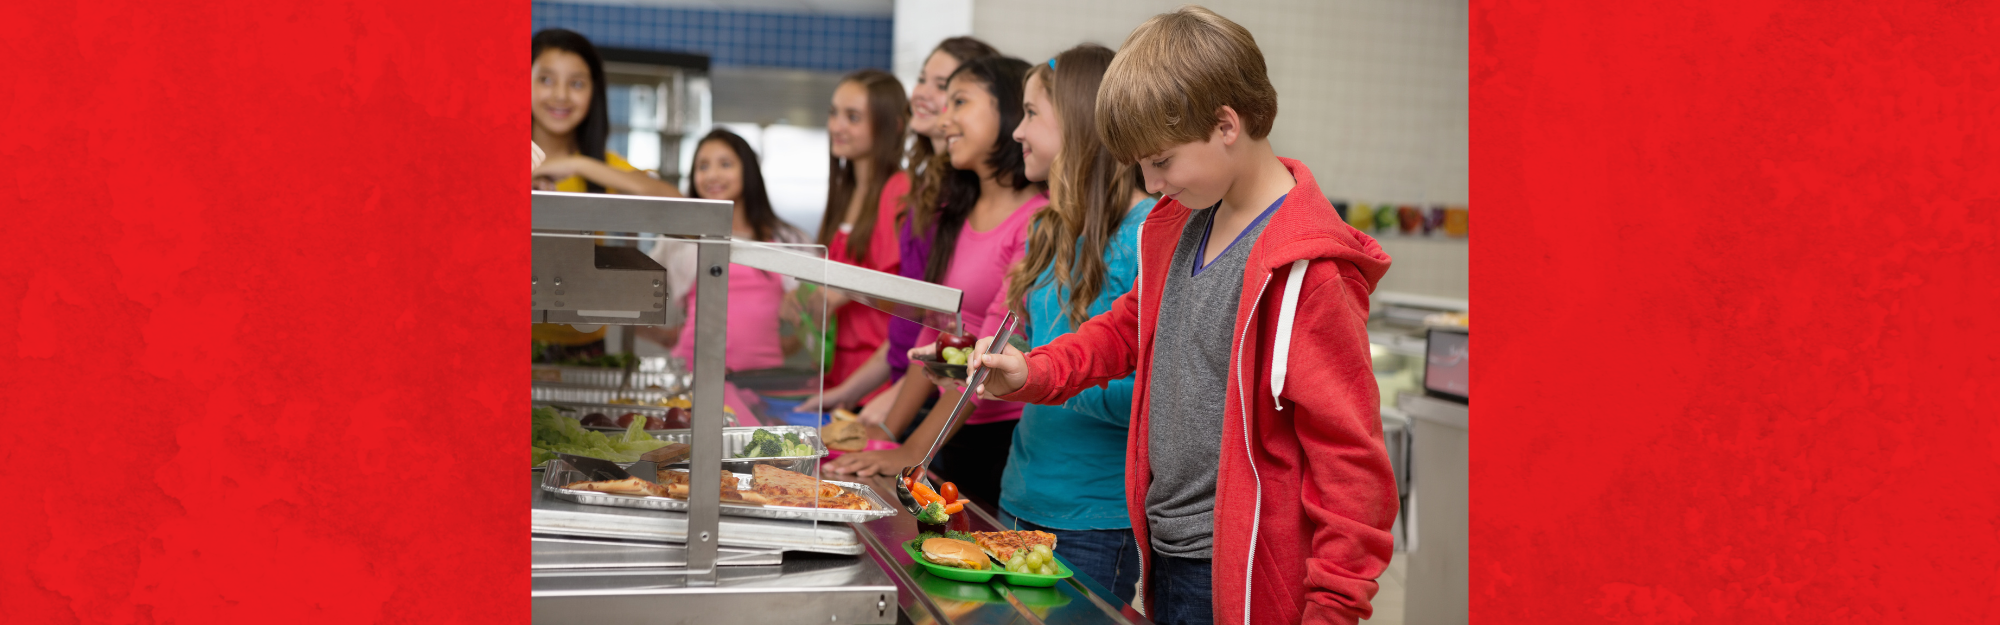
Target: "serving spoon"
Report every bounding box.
[895,311,1018,517]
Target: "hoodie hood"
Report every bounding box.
[1251,158,1392,292]
[1245,158,1391,414]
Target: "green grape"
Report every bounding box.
[1041,564,1056,576]
[1032,544,1053,558]
[1026,552,1044,567]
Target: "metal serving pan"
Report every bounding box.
[531,382,686,406]
[655,425,825,475]
[531,365,689,392]
[540,459,895,524]
[534,402,737,433]
[531,471,865,555]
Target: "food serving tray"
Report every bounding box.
[662,426,826,473]
[535,402,736,433]
[540,459,895,523]
[900,539,1074,588]
[531,382,685,406]
[530,425,822,474]
[532,366,688,391]
[531,472,863,555]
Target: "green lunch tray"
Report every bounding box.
[908,568,1073,607]
[901,539,1074,588]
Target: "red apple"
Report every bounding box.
[936,332,977,351]
[616,412,646,428]
[579,413,615,428]
[661,406,692,429]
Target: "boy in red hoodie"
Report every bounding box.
[965,6,1397,625]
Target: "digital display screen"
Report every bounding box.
[1424,328,1468,403]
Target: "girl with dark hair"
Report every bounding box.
[528,29,680,197]
[993,43,1155,603]
[904,37,1001,233]
[825,56,1042,507]
[851,37,1003,423]
[528,29,682,359]
[641,130,807,423]
[794,69,912,412]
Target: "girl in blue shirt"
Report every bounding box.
[998,44,1154,603]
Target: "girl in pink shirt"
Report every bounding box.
[824,55,1043,506]
[644,130,807,424]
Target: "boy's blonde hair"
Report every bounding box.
[1097,5,1277,164]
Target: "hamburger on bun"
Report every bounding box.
[920,537,988,570]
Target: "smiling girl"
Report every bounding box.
[528,29,680,197]
[851,38,1001,425]
[528,29,683,360]
[825,56,1042,507]
[641,130,807,423]
[799,69,911,411]
[995,43,1155,603]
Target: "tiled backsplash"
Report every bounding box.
[972,0,1465,207]
[532,1,893,72]
[973,0,1468,300]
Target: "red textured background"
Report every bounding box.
[1,0,527,622]
[9,0,2000,621]
[1474,0,2000,622]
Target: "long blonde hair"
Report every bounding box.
[1007,44,1137,328]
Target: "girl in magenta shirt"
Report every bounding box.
[824,56,1042,506]
[645,129,807,423]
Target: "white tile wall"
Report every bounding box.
[970,0,1468,299]
[893,0,976,91]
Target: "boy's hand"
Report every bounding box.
[965,336,1028,400]
[531,141,547,169]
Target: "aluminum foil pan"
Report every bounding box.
[540,459,895,523]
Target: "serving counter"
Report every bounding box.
[529,191,1145,624]
[531,470,1150,625]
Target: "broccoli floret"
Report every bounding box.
[915,501,950,524]
[742,429,780,457]
[783,431,803,446]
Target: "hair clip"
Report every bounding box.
[1047,58,1057,69]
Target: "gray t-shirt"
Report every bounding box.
[1145,198,1280,558]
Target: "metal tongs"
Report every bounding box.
[895,311,1018,517]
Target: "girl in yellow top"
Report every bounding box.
[528,29,681,353]
[529,29,681,197]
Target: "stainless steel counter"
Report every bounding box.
[530,469,1148,625]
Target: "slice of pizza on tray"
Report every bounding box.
[967,530,1058,562]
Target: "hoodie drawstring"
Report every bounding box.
[1271,259,1308,409]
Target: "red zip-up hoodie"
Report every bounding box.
[998,158,1397,625]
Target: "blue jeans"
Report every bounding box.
[996,509,1140,605]
[1149,552,1214,625]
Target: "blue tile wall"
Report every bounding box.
[531,1,893,72]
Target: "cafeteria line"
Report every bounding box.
[526,192,1467,625]
[527,2,1467,623]
[529,190,1144,624]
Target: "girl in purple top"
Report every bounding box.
[824,56,1043,506]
